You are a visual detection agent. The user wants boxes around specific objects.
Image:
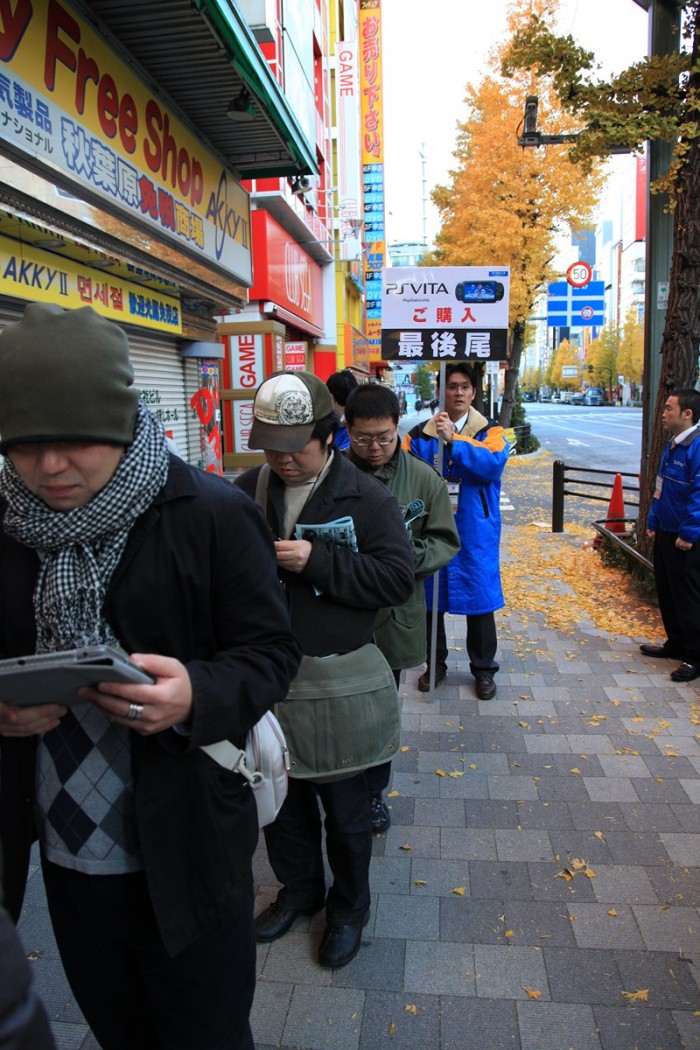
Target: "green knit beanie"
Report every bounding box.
[0,303,139,453]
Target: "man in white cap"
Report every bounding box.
[0,303,301,1050]
[236,370,413,968]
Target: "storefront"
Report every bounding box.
[220,210,326,469]
[0,0,317,473]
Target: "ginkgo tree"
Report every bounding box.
[504,0,700,546]
[547,338,581,391]
[586,324,620,403]
[424,0,606,427]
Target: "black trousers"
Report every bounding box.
[41,857,256,1050]
[426,610,499,676]
[653,530,700,664]
[264,772,372,924]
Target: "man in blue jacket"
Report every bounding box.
[641,387,700,682]
[403,363,508,701]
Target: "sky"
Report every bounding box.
[381,0,650,247]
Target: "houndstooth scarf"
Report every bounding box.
[0,404,170,652]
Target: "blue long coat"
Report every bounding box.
[404,411,508,615]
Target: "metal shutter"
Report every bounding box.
[127,330,190,459]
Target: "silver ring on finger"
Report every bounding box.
[127,702,144,722]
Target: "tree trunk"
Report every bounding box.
[498,320,525,428]
[637,17,700,561]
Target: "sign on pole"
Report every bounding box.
[547,281,605,327]
[566,261,593,288]
[381,266,511,361]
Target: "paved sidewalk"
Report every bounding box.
[16,526,700,1049]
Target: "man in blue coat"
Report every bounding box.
[403,363,508,700]
[641,387,700,682]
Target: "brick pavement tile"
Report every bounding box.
[516,1002,602,1050]
[537,775,591,802]
[391,747,419,773]
[597,754,651,778]
[440,827,497,861]
[383,825,440,859]
[544,947,624,1004]
[404,941,477,996]
[374,894,440,941]
[671,801,700,832]
[332,938,406,992]
[523,734,571,753]
[412,798,465,828]
[438,773,490,800]
[473,944,550,1000]
[567,903,645,949]
[631,777,693,804]
[631,905,700,954]
[528,862,597,903]
[507,672,547,687]
[657,735,700,757]
[644,755,700,779]
[408,858,470,897]
[480,699,529,718]
[671,1010,700,1049]
[251,981,293,1046]
[565,734,615,754]
[516,800,574,829]
[553,660,593,675]
[584,777,641,803]
[389,772,440,799]
[507,753,558,776]
[614,949,699,1010]
[604,831,672,866]
[437,731,483,752]
[479,731,533,753]
[593,1006,684,1050]
[647,865,700,908]
[282,985,364,1050]
[417,750,509,775]
[439,896,506,944]
[590,865,659,905]
[369,856,412,896]
[618,802,684,833]
[501,900,577,948]
[488,775,539,800]
[513,699,561,716]
[441,997,521,1050]
[464,799,520,828]
[612,732,670,755]
[552,754,605,777]
[470,861,534,901]
[259,928,333,986]
[603,687,647,704]
[494,829,554,863]
[567,801,626,831]
[381,794,414,827]
[358,991,440,1050]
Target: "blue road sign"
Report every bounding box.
[547,281,605,327]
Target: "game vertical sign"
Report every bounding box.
[358,0,385,349]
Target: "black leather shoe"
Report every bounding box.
[640,642,681,659]
[417,666,447,692]
[370,793,390,833]
[318,912,370,968]
[255,900,324,943]
[670,662,700,682]
[474,672,496,701]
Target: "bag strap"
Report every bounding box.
[200,740,264,786]
[254,462,271,511]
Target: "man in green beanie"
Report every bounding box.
[0,303,301,1050]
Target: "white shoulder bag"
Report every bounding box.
[201,710,290,828]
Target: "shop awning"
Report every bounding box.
[81,0,318,179]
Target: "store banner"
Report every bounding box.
[381,266,510,361]
[250,211,323,331]
[0,233,181,333]
[359,0,386,348]
[0,0,251,283]
[335,41,362,262]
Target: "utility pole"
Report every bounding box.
[419,143,427,249]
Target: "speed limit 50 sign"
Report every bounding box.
[566,261,593,288]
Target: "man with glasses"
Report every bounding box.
[403,363,508,701]
[345,385,459,830]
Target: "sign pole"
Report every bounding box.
[428,360,447,693]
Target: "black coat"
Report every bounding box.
[236,452,415,656]
[0,455,301,955]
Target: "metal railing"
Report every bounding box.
[552,460,639,533]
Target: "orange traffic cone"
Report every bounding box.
[606,473,626,534]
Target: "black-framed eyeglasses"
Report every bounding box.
[350,430,398,448]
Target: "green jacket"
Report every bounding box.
[348,445,460,669]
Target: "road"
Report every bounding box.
[523,403,642,475]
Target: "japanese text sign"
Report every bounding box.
[381,266,510,361]
[0,0,251,283]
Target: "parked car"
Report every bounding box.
[570,391,586,405]
[551,393,561,404]
[521,391,535,402]
[584,388,604,406]
[539,391,552,403]
[560,391,572,404]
